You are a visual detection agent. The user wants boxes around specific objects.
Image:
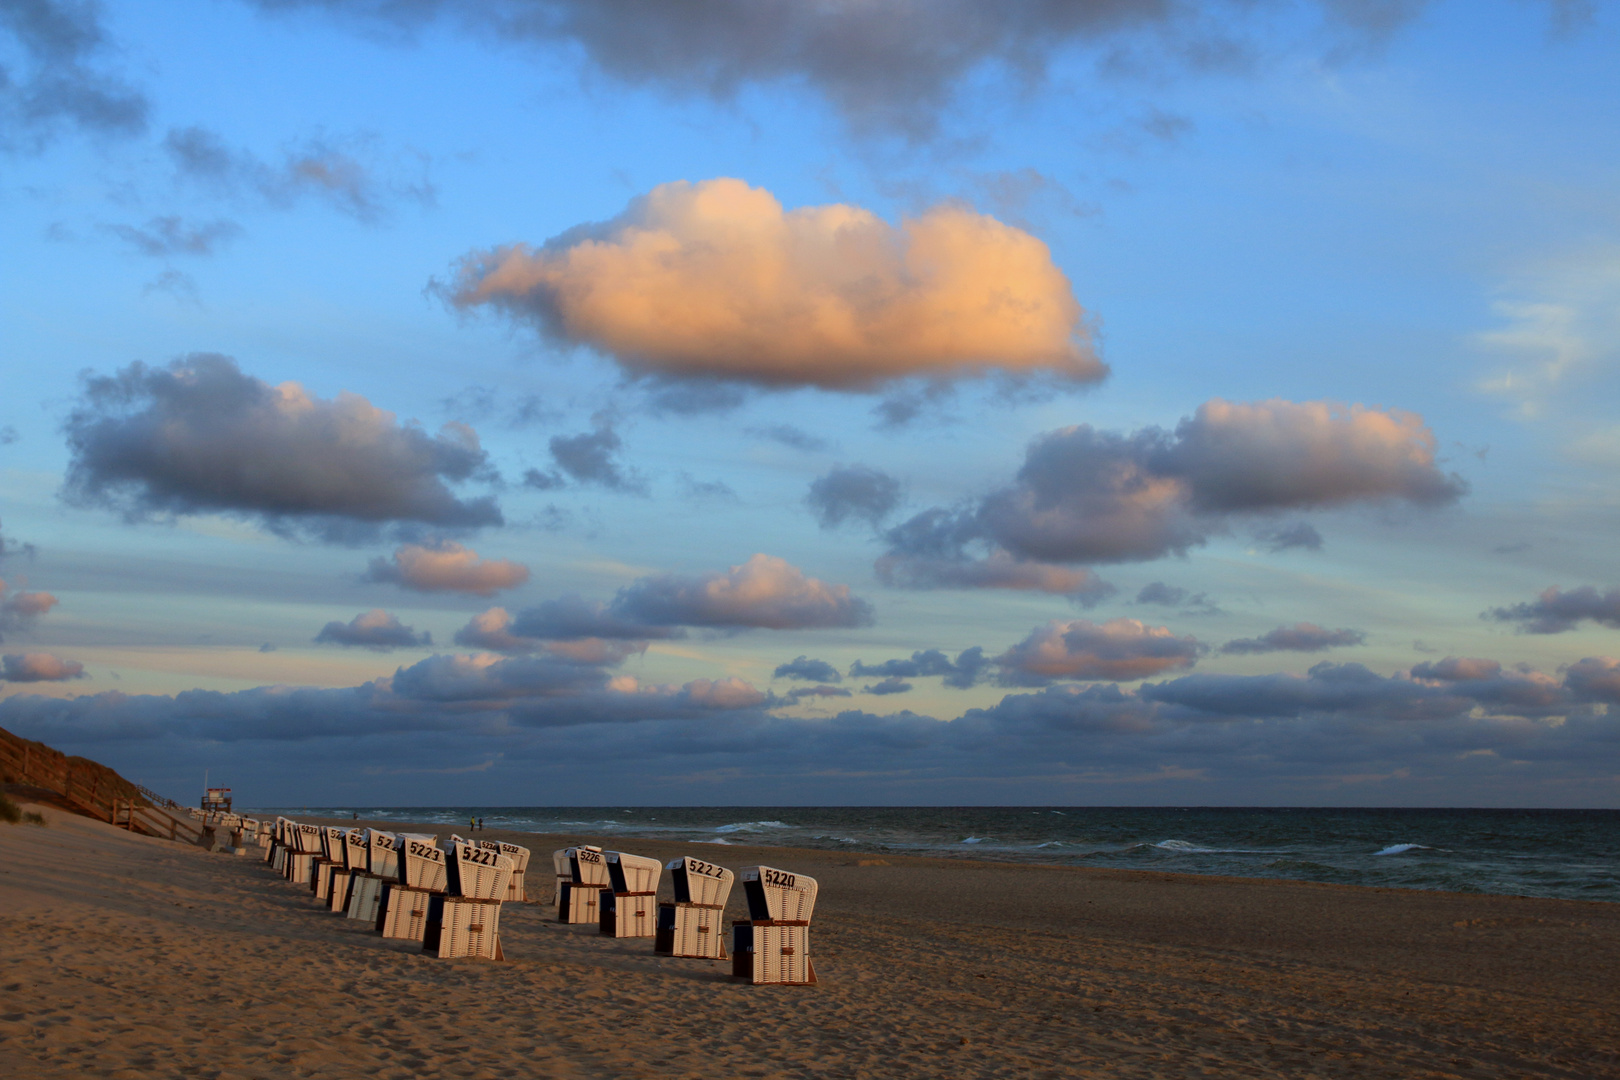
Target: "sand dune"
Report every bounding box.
[2,804,1616,1079]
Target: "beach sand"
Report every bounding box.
[2,804,1616,1079]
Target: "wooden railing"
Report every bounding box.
[0,725,203,844]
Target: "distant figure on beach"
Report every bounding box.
[478,817,485,831]
[352,812,358,820]
[469,816,476,831]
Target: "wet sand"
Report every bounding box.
[1,804,1616,1079]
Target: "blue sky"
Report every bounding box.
[2,0,1618,807]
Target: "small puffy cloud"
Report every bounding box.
[0,579,57,641]
[887,398,1465,570]
[995,618,1204,685]
[1220,623,1366,655]
[1485,585,1620,634]
[863,676,913,696]
[613,554,874,631]
[548,422,647,493]
[62,355,501,540]
[1,652,85,682]
[454,607,535,653]
[365,542,530,596]
[1254,521,1323,553]
[314,610,432,651]
[847,646,988,690]
[774,656,841,683]
[1136,582,1187,606]
[1563,657,1620,704]
[807,465,903,530]
[851,649,958,680]
[447,178,1101,392]
[451,608,651,663]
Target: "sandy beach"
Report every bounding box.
[2,804,1616,1079]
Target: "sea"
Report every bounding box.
[254,805,1620,903]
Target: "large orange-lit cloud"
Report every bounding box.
[448,178,1102,390]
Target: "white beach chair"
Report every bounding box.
[556,845,610,925]
[421,840,515,960]
[731,866,818,985]
[378,834,446,941]
[479,839,531,902]
[601,851,662,938]
[656,856,734,960]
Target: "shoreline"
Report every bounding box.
[3,800,1617,1078]
[270,806,1619,906]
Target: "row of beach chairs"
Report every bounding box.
[205,811,816,983]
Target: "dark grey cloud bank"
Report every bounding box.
[62,355,501,541]
[1487,586,1620,634]
[0,0,148,153]
[242,0,1464,138]
[5,650,1616,805]
[879,399,1466,587]
[774,656,841,683]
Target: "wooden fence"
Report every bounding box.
[0,725,203,844]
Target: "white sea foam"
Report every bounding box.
[714,820,790,833]
[1155,839,1214,852]
[960,836,991,844]
[1374,843,1429,856]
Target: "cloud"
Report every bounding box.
[5,646,1618,802]
[774,656,841,683]
[446,178,1101,391]
[886,398,1465,569]
[164,126,433,223]
[364,541,530,596]
[845,646,989,690]
[863,676,913,696]
[613,554,874,631]
[995,618,1204,685]
[62,355,501,540]
[876,549,1115,603]
[0,579,57,641]
[507,596,684,642]
[785,684,852,702]
[1254,521,1324,553]
[471,555,872,644]
[546,422,647,493]
[452,607,652,663]
[242,1,1447,140]
[101,216,244,258]
[0,0,148,153]
[681,476,737,502]
[1,652,85,682]
[314,610,432,651]
[1220,623,1366,655]
[748,424,830,453]
[1563,657,1620,704]
[1485,585,1620,634]
[807,465,902,530]
[1135,582,1184,606]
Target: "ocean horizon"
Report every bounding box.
[254,805,1619,904]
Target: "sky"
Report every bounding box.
[2,0,1618,808]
